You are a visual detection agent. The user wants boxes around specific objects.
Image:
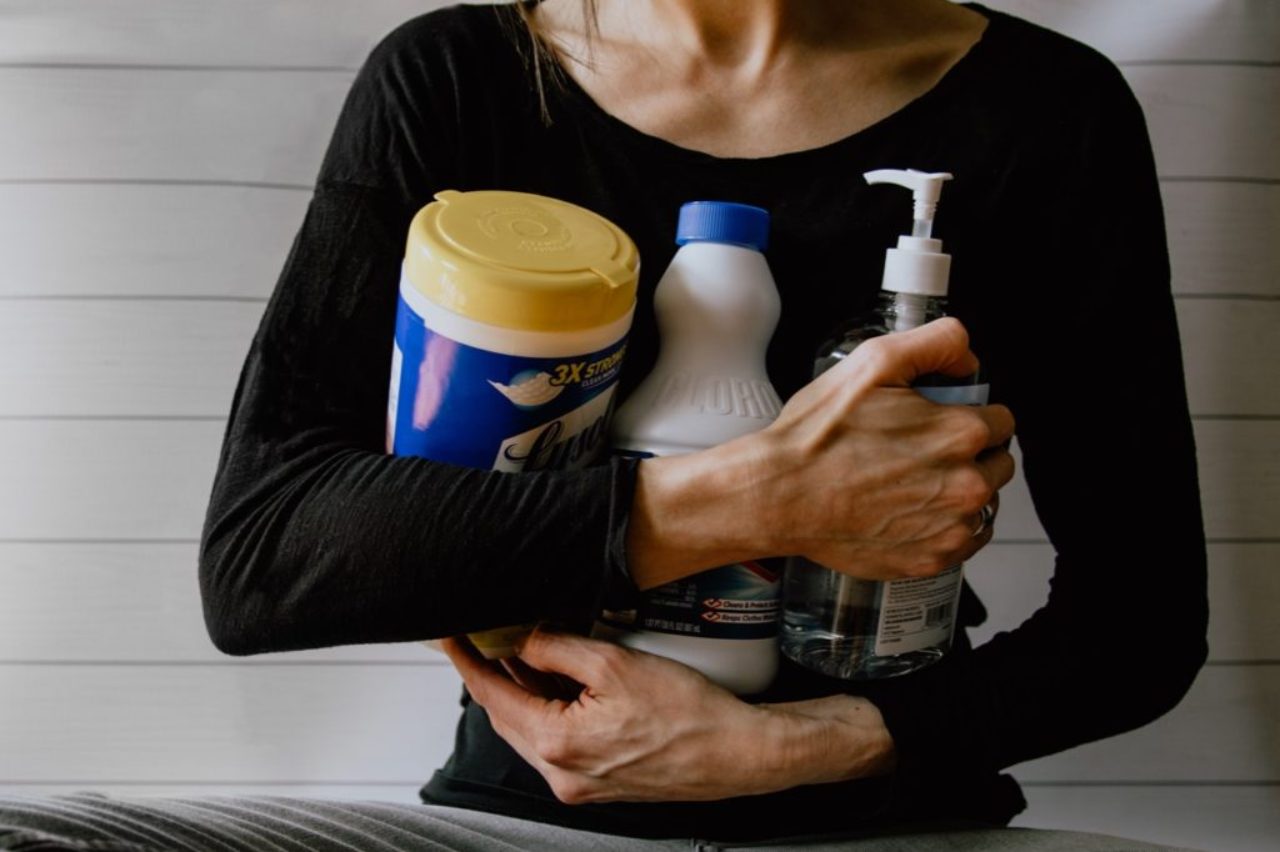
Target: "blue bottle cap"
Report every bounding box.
[675,201,770,252]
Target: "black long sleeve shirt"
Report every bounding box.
[199,3,1208,840]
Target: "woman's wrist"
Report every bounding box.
[625,431,784,591]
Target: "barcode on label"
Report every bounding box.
[924,602,952,628]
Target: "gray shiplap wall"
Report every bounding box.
[0,1,1276,849]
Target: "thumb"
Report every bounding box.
[516,627,625,687]
[849,316,979,387]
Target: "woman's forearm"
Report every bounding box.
[762,694,899,789]
[447,628,898,803]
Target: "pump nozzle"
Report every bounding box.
[863,168,955,297]
[863,169,953,238]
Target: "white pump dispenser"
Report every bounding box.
[863,169,954,299]
[780,167,986,681]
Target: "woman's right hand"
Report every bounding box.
[626,317,1015,589]
[748,316,1015,579]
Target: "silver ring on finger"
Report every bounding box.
[970,502,996,538]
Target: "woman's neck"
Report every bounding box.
[635,0,798,72]
[551,1,867,78]
[532,0,988,158]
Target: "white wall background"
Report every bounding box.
[0,1,1276,849]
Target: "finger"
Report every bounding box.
[960,490,1000,551]
[517,627,627,689]
[442,636,562,726]
[441,646,558,773]
[440,634,497,675]
[847,317,980,387]
[958,511,997,561]
[460,672,549,772]
[441,635,509,698]
[501,656,580,701]
[500,657,542,693]
[974,448,1016,490]
[972,403,1016,448]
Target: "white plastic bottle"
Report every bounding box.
[596,201,784,695]
[780,169,989,680]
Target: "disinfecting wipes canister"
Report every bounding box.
[386,190,639,659]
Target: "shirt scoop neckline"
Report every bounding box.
[526,3,1003,169]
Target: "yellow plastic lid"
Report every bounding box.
[404,190,640,332]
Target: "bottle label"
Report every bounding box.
[865,376,985,657]
[601,560,782,640]
[387,289,628,472]
[913,379,990,406]
[655,370,782,420]
[873,565,964,656]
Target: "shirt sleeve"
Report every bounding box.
[858,59,1209,797]
[198,15,642,655]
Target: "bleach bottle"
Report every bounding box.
[387,189,640,659]
[780,169,988,680]
[597,201,783,695]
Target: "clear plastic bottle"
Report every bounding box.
[780,170,989,680]
[595,201,784,695]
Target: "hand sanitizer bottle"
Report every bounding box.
[596,201,784,695]
[780,169,989,680]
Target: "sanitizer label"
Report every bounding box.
[913,380,990,406]
[601,560,781,640]
[387,288,628,472]
[873,565,963,655]
[869,377,987,657]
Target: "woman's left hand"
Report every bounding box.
[441,628,895,804]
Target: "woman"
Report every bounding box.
[0,1,1207,849]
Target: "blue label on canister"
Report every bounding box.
[388,290,628,472]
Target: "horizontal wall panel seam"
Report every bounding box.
[1161,177,1280,185]
[1,414,1272,423]
[0,178,312,191]
[0,296,269,303]
[3,537,1277,545]
[1119,60,1280,69]
[1019,780,1280,788]
[0,62,358,73]
[0,538,203,545]
[0,659,1270,668]
[0,60,1272,72]
[1174,293,1280,302]
[0,416,230,422]
[0,660,451,668]
[0,779,425,787]
[0,295,1270,304]
[2,178,1275,189]
[5,780,1278,789]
